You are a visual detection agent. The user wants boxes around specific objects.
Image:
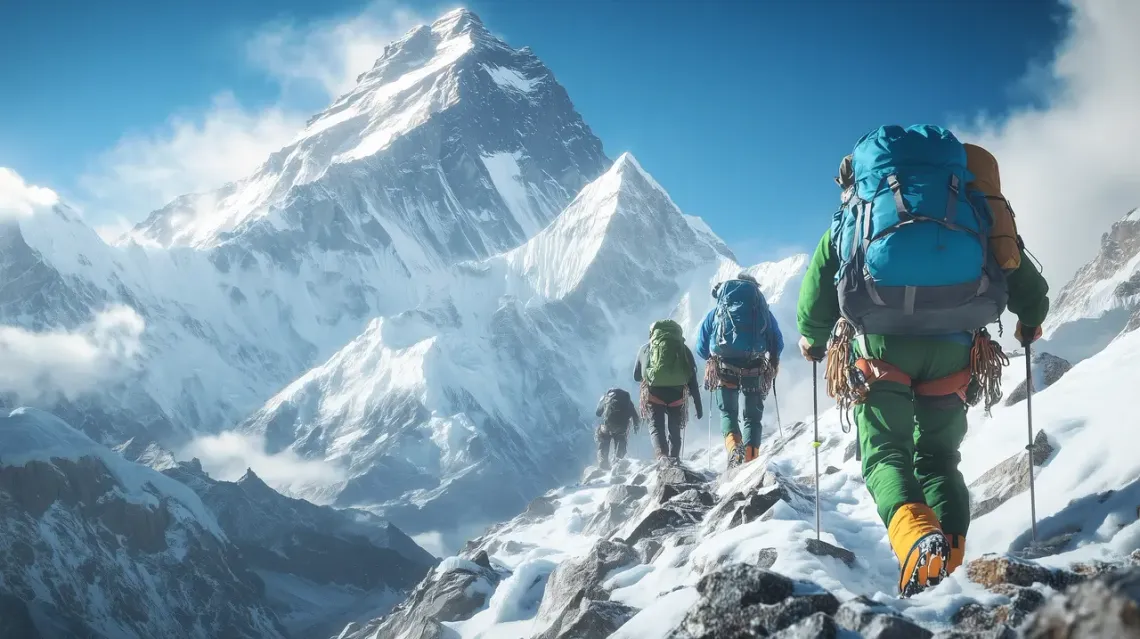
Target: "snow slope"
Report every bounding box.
[1042,206,1140,362]
[236,153,809,544]
[345,320,1140,638]
[0,408,286,639]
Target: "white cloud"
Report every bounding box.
[247,1,425,98]
[962,0,1140,285]
[0,305,146,402]
[181,431,346,503]
[80,93,304,219]
[80,2,425,223]
[0,167,60,220]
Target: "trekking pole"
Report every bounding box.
[1025,345,1038,542]
[812,361,821,542]
[706,389,712,472]
[773,379,786,440]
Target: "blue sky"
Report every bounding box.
[0,0,1074,262]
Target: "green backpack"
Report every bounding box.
[645,320,690,387]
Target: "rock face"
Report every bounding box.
[0,409,286,639]
[162,461,436,635]
[1004,352,1073,406]
[969,430,1055,518]
[1021,567,1140,638]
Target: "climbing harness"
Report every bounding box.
[703,355,774,398]
[1025,345,1038,541]
[812,360,821,542]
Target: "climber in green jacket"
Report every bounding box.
[796,129,1050,597]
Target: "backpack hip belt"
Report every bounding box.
[854,358,972,401]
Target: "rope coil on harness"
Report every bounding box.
[824,319,862,434]
[969,327,1010,414]
[703,356,774,397]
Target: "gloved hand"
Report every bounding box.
[798,336,826,362]
[1015,322,1042,347]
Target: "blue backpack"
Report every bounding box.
[831,125,1008,335]
[710,279,770,359]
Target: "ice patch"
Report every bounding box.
[481,64,537,93]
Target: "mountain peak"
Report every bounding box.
[431,8,486,35]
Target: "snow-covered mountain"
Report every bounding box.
[235,152,808,542]
[161,460,437,636]
[0,408,286,639]
[1042,206,1140,362]
[0,9,609,450]
[344,314,1140,639]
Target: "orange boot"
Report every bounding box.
[888,503,951,597]
[744,445,760,462]
[724,433,744,469]
[946,534,966,575]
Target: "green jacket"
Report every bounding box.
[796,228,1050,347]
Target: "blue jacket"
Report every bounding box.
[696,307,785,362]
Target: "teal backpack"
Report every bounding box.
[830,125,1008,335]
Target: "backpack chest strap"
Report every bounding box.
[854,358,971,401]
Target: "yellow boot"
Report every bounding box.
[724,433,744,469]
[946,534,966,575]
[888,503,951,597]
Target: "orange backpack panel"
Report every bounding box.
[964,143,1021,272]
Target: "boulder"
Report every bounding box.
[966,554,1077,590]
[834,596,932,639]
[757,548,778,570]
[1020,567,1140,638]
[729,485,790,528]
[804,539,856,568]
[771,612,839,638]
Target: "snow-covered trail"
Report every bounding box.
[343,329,1140,639]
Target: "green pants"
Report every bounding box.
[716,386,764,446]
[855,335,971,537]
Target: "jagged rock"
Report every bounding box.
[670,564,800,637]
[844,440,858,462]
[637,539,664,564]
[631,472,649,486]
[1130,550,1140,566]
[535,540,638,625]
[370,557,503,637]
[704,491,747,530]
[824,466,841,475]
[998,586,1047,627]
[952,603,1004,633]
[1005,352,1072,406]
[534,598,638,639]
[729,485,790,529]
[969,431,1055,518]
[757,548,778,569]
[932,629,1016,639]
[607,484,648,506]
[835,596,931,638]
[625,488,710,547]
[804,539,856,568]
[526,495,557,519]
[966,554,1077,590]
[582,468,607,483]
[657,463,707,487]
[771,612,839,638]
[1020,567,1140,638]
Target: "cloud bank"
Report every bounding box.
[963,0,1140,285]
[181,431,346,503]
[0,167,60,220]
[0,305,146,402]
